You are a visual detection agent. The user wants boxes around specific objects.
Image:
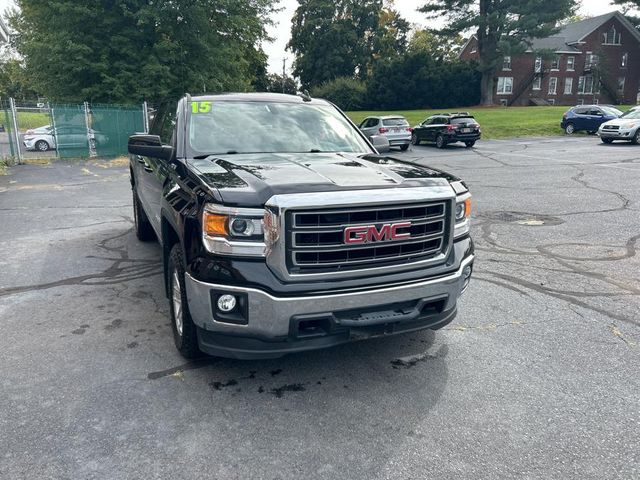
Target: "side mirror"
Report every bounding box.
[370,134,390,153]
[128,134,173,160]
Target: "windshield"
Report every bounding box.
[601,106,623,116]
[188,101,371,155]
[382,118,408,126]
[620,110,640,119]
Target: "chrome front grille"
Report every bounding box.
[287,201,449,273]
[603,125,620,130]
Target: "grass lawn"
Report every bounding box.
[346,105,635,140]
[14,111,51,131]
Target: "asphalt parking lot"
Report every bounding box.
[1,137,639,479]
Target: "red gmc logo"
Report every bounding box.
[344,222,412,244]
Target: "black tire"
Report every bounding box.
[411,133,420,145]
[436,134,446,149]
[400,144,409,151]
[564,123,575,135]
[587,130,597,135]
[132,190,155,241]
[632,130,640,145]
[465,141,476,148]
[168,244,201,359]
[601,137,614,144]
[35,140,49,151]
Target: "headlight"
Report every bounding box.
[202,204,266,256]
[454,196,471,239]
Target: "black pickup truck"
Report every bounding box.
[128,93,474,359]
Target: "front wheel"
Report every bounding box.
[411,133,419,145]
[35,140,49,151]
[465,141,476,148]
[565,123,575,135]
[435,134,446,149]
[168,244,201,359]
[601,137,614,144]
[632,130,640,145]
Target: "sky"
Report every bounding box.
[1,0,637,72]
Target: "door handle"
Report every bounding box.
[136,155,146,164]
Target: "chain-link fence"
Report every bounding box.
[0,98,147,164]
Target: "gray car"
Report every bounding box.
[358,115,411,151]
[598,109,640,144]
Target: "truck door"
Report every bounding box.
[136,103,177,235]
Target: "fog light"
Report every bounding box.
[461,265,472,294]
[217,294,237,312]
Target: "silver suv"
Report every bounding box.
[358,116,411,151]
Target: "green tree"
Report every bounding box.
[611,1,640,27]
[8,0,275,103]
[0,58,40,100]
[408,29,465,62]
[263,73,298,94]
[420,0,576,105]
[288,0,409,89]
[311,76,366,110]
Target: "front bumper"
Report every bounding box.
[598,128,637,140]
[184,254,474,359]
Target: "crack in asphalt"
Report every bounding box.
[0,230,163,298]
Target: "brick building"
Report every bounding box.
[459,11,640,106]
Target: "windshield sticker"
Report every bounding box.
[191,101,212,114]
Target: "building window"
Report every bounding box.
[535,57,542,73]
[551,56,560,70]
[577,99,584,105]
[585,52,598,69]
[532,76,542,90]
[618,77,626,94]
[594,98,599,105]
[564,77,573,95]
[578,76,594,94]
[499,99,508,107]
[497,77,513,94]
[548,77,558,95]
[547,99,556,105]
[603,26,622,45]
[566,56,575,71]
[470,48,477,54]
[503,56,512,70]
[622,53,628,67]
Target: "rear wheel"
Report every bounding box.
[465,141,476,148]
[400,144,409,151]
[132,190,155,241]
[632,130,640,145]
[565,123,575,135]
[168,244,201,359]
[35,140,49,151]
[411,133,419,145]
[601,137,614,144]
[435,134,446,149]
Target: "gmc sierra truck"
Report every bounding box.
[128,93,474,359]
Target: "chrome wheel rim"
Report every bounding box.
[411,134,417,145]
[566,124,574,134]
[172,269,183,336]
[436,136,443,148]
[38,142,47,151]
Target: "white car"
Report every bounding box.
[23,125,104,151]
[23,125,55,151]
[598,109,640,144]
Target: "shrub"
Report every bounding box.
[311,77,367,111]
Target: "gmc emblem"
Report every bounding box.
[344,222,411,244]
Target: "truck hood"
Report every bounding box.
[187,152,458,206]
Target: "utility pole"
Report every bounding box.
[282,58,286,94]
